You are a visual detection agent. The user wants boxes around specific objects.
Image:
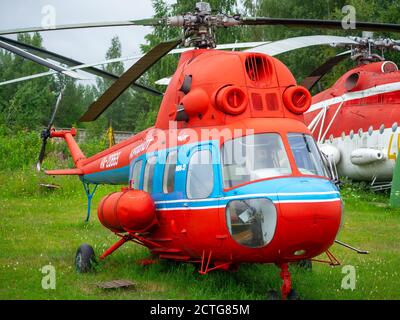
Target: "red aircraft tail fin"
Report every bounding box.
[45,168,83,176]
[49,128,86,169]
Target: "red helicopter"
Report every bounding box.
[2,2,397,299]
[300,34,400,189]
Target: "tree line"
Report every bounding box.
[1,0,399,135]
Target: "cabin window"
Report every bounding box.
[163,150,177,193]
[226,198,277,248]
[287,133,328,177]
[221,133,291,188]
[131,160,143,190]
[187,149,214,199]
[143,156,156,193]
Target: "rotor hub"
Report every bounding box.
[166,2,240,48]
[335,36,400,64]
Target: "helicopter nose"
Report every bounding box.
[276,180,342,260]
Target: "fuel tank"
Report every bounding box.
[98,189,157,233]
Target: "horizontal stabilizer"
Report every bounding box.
[45,168,83,176]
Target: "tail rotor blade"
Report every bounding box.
[36,138,48,172]
[36,87,65,172]
[48,87,65,129]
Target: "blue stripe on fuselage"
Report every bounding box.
[82,166,130,185]
[154,177,340,210]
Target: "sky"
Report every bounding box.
[0,0,177,73]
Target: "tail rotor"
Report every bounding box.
[36,87,65,172]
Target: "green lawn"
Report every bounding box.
[0,172,399,300]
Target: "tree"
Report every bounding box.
[0,33,56,129]
[93,35,148,132]
[0,33,98,131]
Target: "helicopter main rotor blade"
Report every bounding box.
[301,51,352,90]
[0,36,162,96]
[0,19,162,36]
[246,35,357,56]
[80,39,181,122]
[1,41,269,87]
[0,39,83,79]
[240,17,400,33]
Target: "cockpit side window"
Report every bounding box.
[287,133,328,177]
[163,150,177,193]
[186,149,214,199]
[221,133,291,188]
[131,160,143,190]
[143,156,157,193]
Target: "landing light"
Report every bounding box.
[294,249,307,256]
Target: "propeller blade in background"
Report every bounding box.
[301,51,352,90]
[246,35,357,56]
[240,17,400,33]
[80,39,182,122]
[0,55,142,87]
[0,39,83,79]
[0,36,162,96]
[0,19,163,36]
[155,77,172,86]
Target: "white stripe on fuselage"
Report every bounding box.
[154,191,340,205]
[307,81,400,113]
[156,198,342,211]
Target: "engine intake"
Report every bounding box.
[350,148,385,165]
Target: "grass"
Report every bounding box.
[0,170,400,300]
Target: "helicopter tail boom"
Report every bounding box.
[49,128,86,169]
[45,168,84,176]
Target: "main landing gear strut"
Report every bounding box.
[82,182,98,222]
[267,263,299,300]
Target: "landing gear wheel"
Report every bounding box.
[296,259,312,271]
[75,244,96,273]
[266,289,280,300]
[287,289,300,300]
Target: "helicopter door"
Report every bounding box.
[181,143,223,249]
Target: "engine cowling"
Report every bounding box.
[98,189,157,233]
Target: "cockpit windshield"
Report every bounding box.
[287,133,329,177]
[221,133,291,188]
